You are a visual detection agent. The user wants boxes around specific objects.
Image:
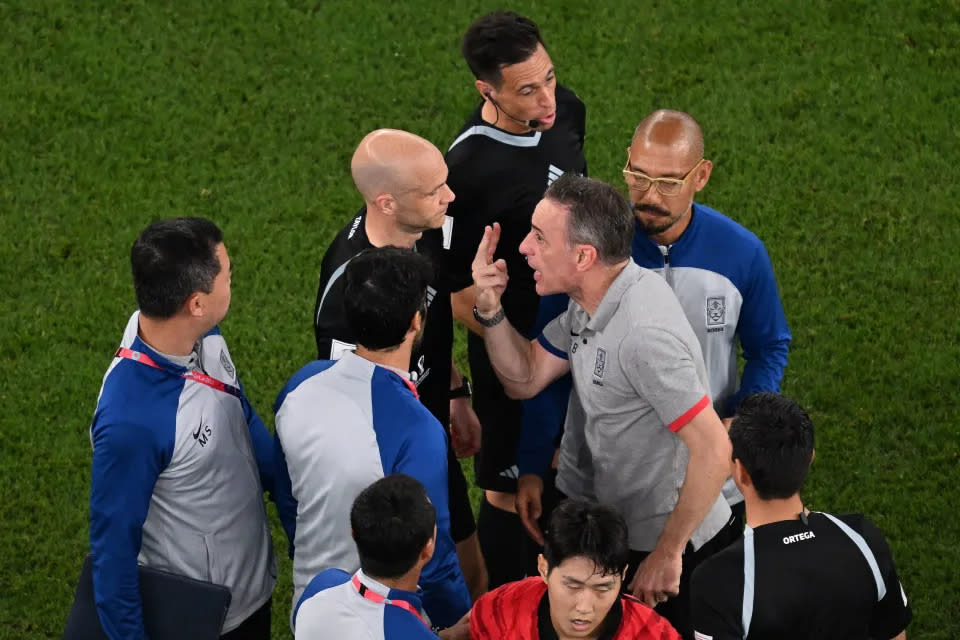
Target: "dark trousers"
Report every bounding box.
[476,471,563,589]
[220,597,271,640]
[624,515,741,640]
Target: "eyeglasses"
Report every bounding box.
[622,150,704,197]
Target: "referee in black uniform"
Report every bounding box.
[691,393,911,640]
[313,128,487,599]
[444,11,587,588]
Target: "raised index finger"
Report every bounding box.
[471,222,501,270]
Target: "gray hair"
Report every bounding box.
[544,174,633,264]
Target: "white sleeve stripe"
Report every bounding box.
[819,512,887,601]
[316,258,353,326]
[741,526,755,639]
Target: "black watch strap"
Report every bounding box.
[473,305,505,327]
[449,377,472,399]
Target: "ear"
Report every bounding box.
[693,159,713,193]
[184,292,204,318]
[475,79,494,100]
[418,533,436,570]
[732,458,751,491]
[810,448,816,464]
[373,192,397,216]
[537,554,549,583]
[407,307,423,338]
[574,244,598,272]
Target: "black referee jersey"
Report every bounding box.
[312,206,453,428]
[690,511,911,640]
[444,84,587,492]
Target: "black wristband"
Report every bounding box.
[449,377,472,399]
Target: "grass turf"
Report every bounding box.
[1,0,958,637]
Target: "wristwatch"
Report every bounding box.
[473,305,505,327]
[449,377,472,399]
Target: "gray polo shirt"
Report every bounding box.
[540,261,730,551]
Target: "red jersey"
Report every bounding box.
[470,577,681,640]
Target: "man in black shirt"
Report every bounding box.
[313,128,487,599]
[444,11,587,589]
[691,393,911,640]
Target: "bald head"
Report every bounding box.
[631,110,704,162]
[351,129,443,202]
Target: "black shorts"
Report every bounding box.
[446,436,476,543]
[468,334,523,493]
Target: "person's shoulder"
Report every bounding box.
[618,594,683,639]
[692,536,745,590]
[472,578,543,638]
[275,360,339,413]
[94,357,181,438]
[556,84,585,108]
[820,512,891,552]
[321,209,370,271]
[693,203,766,251]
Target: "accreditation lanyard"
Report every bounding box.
[114,347,243,400]
[351,573,428,628]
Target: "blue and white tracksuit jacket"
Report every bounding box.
[89,311,277,640]
[273,351,471,629]
[294,569,437,640]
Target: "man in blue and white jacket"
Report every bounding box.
[89,218,277,639]
[273,246,471,631]
[626,109,792,510]
[295,474,470,640]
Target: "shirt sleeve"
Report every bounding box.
[728,243,791,415]
[518,294,572,477]
[313,256,357,360]
[690,559,744,640]
[442,173,489,294]
[537,306,572,361]
[620,326,710,432]
[236,378,276,495]
[392,414,472,628]
[89,419,172,640]
[859,517,912,639]
[272,429,298,559]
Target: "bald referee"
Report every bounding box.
[691,393,911,639]
[310,129,486,599]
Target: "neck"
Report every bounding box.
[355,341,413,373]
[570,260,629,317]
[648,205,694,246]
[744,493,806,529]
[138,314,202,357]
[364,206,422,249]
[481,100,532,135]
[367,566,420,594]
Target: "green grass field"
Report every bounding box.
[2,1,959,637]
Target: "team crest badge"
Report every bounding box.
[219,349,235,378]
[706,296,726,326]
[594,347,606,378]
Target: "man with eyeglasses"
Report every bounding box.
[626,109,792,521]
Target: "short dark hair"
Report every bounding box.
[351,474,436,579]
[544,174,634,264]
[462,11,544,87]
[543,499,629,577]
[730,393,815,500]
[131,217,224,319]
[343,246,433,351]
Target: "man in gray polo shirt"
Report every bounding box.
[470,173,733,639]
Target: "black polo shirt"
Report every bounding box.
[691,511,911,639]
[444,84,587,491]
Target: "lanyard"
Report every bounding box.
[351,573,428,628]
[114,347,243,400]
